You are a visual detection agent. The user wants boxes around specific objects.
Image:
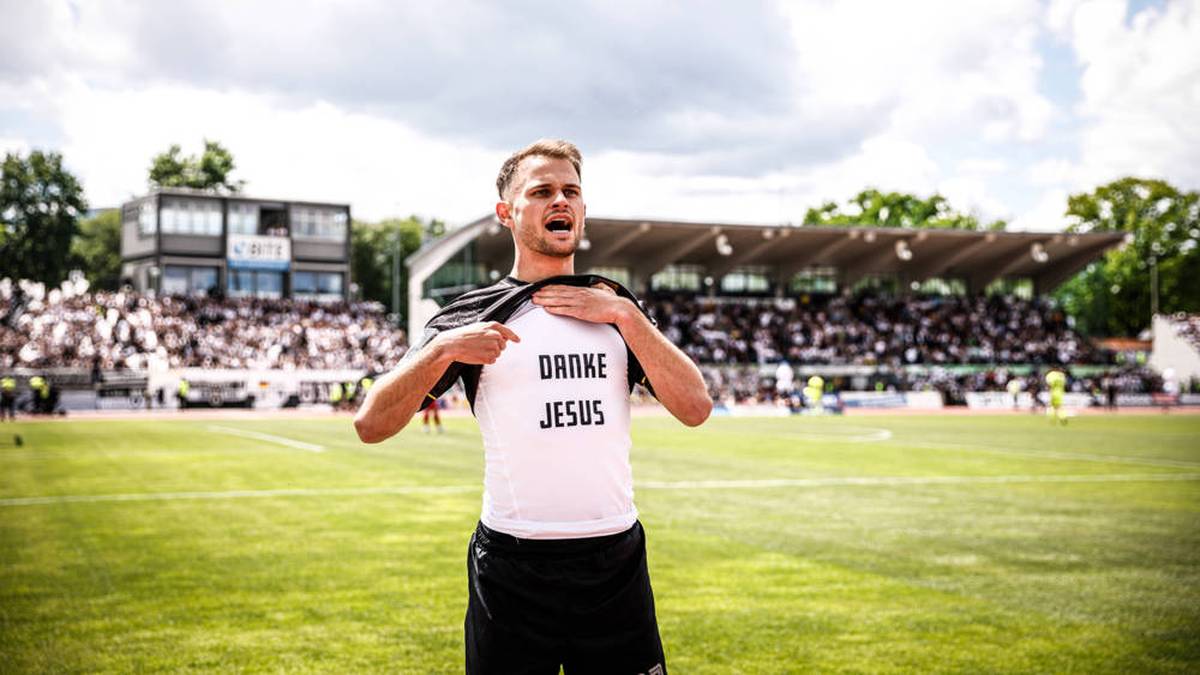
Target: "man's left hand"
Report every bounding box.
[531,283,634,326]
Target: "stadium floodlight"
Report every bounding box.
[715,233,733,256]
[894,240,913,261]
[1030,242,1049,263]
[579,238,592,251]
[863,231,877,243]
[486,222,502,236]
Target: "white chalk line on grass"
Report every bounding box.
[206,425,324,453]
[0,484,479,507]
[904,439,1200,469]
[704,425,894,443]
[637,473,1200,490]
[4,473,1199,507]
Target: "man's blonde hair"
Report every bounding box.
[496,139,582,199]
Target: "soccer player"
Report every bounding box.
[803,375,824,414]
[422,395,443,434]
[354,139,711,674]
[1045,369,1068,425]
[1006,376,1023,411]
[774,360,795,400]
[1,375,16,421]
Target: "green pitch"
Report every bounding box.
[1,413,1198,673]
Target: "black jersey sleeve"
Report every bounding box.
[404,279,523,411]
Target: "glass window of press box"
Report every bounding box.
[136,200,156,236]
[292,206,348,241]
[162,265,219,296]
[227,269,284,298]
[292,271,344,298]
[228,202,259,235]
[160,198,222,236]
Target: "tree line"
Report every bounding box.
[1,142,1196,336]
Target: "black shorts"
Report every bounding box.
[465,520,666,675]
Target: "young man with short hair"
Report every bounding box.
[355,139,711,674]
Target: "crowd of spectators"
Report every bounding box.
[647,292,1108,367]
[3,278,1184,409]
[1,279,408,373]
[1167,313,1200,351]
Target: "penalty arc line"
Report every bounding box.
[206,425,325,453]
[3,473,1199,507]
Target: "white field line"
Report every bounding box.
[636,473,1200,490]
[0,484,479,507]
[804,427,892,443]
[705,425,894,443]
[206,425,325,453]
[4,473,1199,507]
[904,439,1200,469]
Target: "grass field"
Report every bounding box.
[1,412,1198,673]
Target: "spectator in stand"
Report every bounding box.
[0,280,408,374]
[645,292,1107,368]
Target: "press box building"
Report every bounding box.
[119,188,351,300]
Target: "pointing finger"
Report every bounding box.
[490,323,521,343]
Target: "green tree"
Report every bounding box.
[148,139,244,193]
[69,209,122,290]
[1054,177,1200,336]
[0,150,87,284]
[351,217,424,318]
[804,189,1006,230]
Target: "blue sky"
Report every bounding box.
[1,0,1196,230]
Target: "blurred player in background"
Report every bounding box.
[775,360,795,408]
[1006,376,1023,411]
[804,375,824,414]
[1161,367,1179,413]
[1,375,15,420]
[1045,369,1067,425]
[422,395,443,433]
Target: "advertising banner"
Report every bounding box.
[965,392,1093,409]
[227,234,290,270]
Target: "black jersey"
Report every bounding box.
[407,274,656,411]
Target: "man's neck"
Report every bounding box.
[509,253,574,283]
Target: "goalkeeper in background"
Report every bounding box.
[1045,369,1068,425]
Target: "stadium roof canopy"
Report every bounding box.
[405,215,1125,336]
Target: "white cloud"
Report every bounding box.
[26,77,501,222]
[2,0,1193,234]
[1010,187,1072,231]
[1036,0,1200,188]
[958,158,1010,175]
[777,0,1054,144]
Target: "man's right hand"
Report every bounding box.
[432,321,521,365]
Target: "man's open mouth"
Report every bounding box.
[545,218,572,233]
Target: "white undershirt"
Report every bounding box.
[473,301,636,539]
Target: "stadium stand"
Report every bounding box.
[645,292,1106,366]
[5,274,1182,413]
[1,289,406,373]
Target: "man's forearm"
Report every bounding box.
[616,307,712,426]
[354,343,451,443]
